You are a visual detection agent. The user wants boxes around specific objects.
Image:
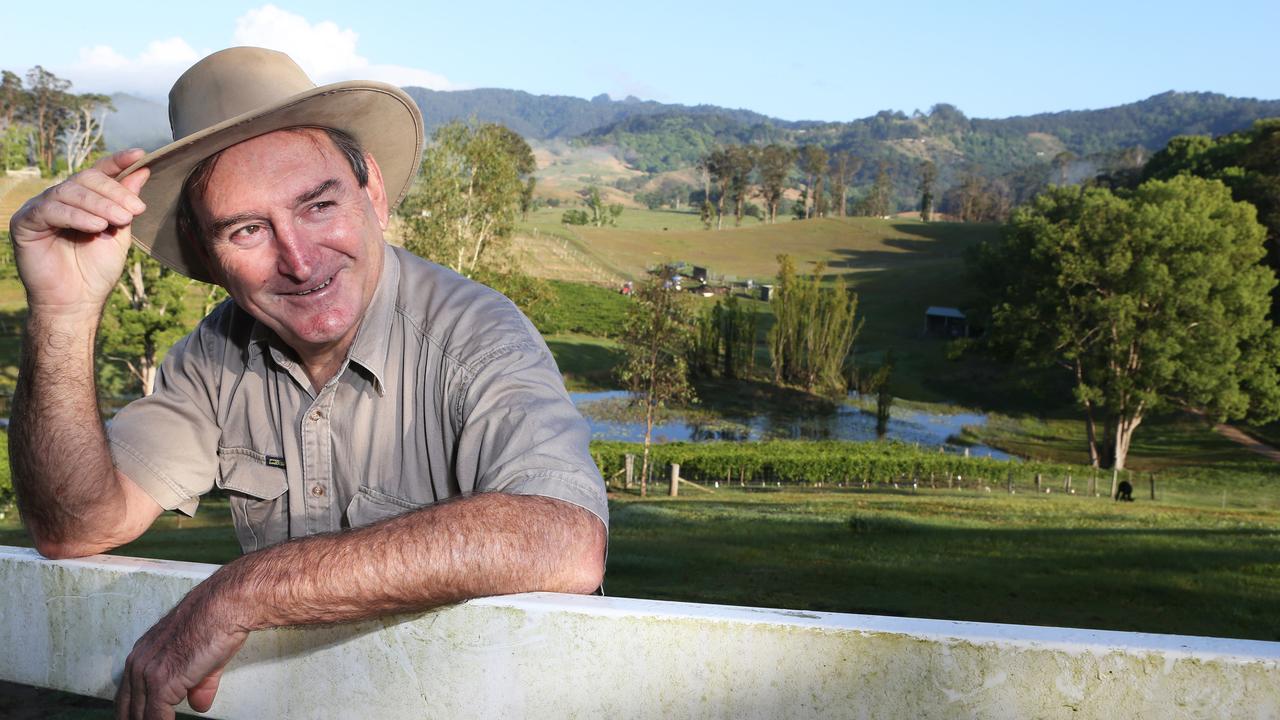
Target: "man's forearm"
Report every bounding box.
[10,311,122,556]
[209,492,606,632]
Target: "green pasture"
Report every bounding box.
[544,333,622,391]
[522,211,994,282]
[2,486,1276,642]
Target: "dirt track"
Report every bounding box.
[1215,423,1280,462]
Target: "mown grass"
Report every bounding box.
[604,487,1280,641]
[3,488,1276,642]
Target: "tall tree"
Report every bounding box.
[23,66,72,175]
[519,176,537,221]
[0,70,23,131]
[401,121,534,276]
[704,148,733,230]
[768,255,863,395]
[757,144,793,224]
[98,250,197,397]
[828,152,862,218]
[726,145,756,226]
[861,161,893,217]
[617,267,696,495]
[970,177,1280,469]
[62,93,113,174]
[797,145,828,219]
[1143,119,1280,321]
[918,160,937,222]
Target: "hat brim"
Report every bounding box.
[116,80,424,283]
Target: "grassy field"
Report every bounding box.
[2,487,1276,642]
[544,332,623,391]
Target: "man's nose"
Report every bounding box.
[274,224,317,283]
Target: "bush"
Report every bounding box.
[561,209,589,225]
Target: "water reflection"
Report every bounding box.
[570,390,1012,460]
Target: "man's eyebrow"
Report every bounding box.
[208,212,263,238]
[206,179,343,237]
[294,178,341,206]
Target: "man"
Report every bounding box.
[7,47,607,718]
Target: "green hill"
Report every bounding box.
[522,209,1023,406]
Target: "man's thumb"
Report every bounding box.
[187,667,224,713]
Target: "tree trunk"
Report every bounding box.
[1111,413,1143,471]
[1083,401,1101,468]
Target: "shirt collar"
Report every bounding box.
[248,244,399,396]
[345,244,399,396]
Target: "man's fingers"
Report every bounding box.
[93,148,147,178]
[32,200,113,236]
[114,667,131,720]
[79,169,147,216]
[48,181,137,229]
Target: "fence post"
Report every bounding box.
[1006,470,1013,495]
[669,463,680,497]
[1064,474,1072,494]
[1149,473,1156,501]
[625,454,635,490]
[1035,473,1042,494]
[1089,470,1096,497]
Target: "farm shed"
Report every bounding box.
[923,306,968,338]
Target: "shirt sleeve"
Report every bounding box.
[454,337,609,532]
[106,323,224,517]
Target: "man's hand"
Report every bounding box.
[9,148,150,318]
[115,570,248,720]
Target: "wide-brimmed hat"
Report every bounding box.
[116,46,424,283]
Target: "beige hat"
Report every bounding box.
[116,46,424,282]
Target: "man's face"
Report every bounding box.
[195,129,389,361]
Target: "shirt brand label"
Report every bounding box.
[265,456,287,469]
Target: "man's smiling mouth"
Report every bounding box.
[292,276,334,296]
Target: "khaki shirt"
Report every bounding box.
[108,245,608,553]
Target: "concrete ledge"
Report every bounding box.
[1,545,1277,719]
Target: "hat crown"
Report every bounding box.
[169,47,316,141]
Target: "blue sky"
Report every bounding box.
[3,1,1278,122]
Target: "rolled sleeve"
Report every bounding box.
[456,340,609,531]
[106,332,221,517]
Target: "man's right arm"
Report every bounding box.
[8,149,164,558]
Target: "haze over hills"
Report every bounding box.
[104,86,1280,206]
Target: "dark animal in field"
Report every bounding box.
[1115,480,1134,501]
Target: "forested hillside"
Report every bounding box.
[400,87,788,140]
[100,82,1279,215]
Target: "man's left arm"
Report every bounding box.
[118,325,609,718]
[117,491,605,719]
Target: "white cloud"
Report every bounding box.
[233,4,453,89]
[60,4,451,98]
[66,37,203,98]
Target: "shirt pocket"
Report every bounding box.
[217,446,289,553]
[345,485,428,529]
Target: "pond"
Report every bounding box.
[570,390,1013,460]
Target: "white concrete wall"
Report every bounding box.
[1,545,1277,719]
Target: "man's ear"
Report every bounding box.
[363,153,389,231]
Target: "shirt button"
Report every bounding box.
[311,485,325,497]
[312,410,323,421]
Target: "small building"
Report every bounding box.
[759,284,775,302]
[924,306,968,338]
[691,266,708,283]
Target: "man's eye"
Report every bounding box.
[232,224,262,240]
[312,201,334,212]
